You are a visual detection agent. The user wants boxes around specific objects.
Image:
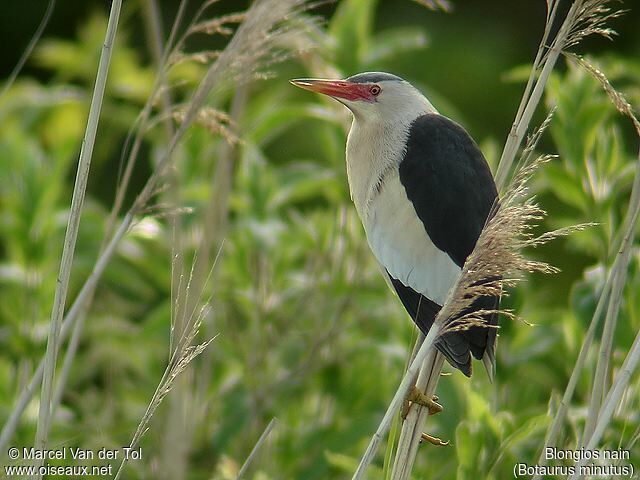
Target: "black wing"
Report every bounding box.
[399,114,498,267]
[392,113,499,376]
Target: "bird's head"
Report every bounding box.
[290,72,436,124]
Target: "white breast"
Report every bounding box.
[364,171,461,305]
[346,116,460,305]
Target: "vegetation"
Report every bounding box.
[0,0,638,479]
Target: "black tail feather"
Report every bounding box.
[388,274,498,378]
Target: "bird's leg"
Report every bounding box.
[401,386,449,447]
[409,386,443,414]
[420,433,450,447]
[401,386,443,419]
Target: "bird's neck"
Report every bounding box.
[345,117,412,221]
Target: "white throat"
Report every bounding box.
[345,95,435,221]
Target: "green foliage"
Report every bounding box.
[329,0,428,74]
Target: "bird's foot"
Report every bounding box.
[420,432,450,447]
[408,386,443,415]
[401,386,443,419]
[400,387,450,447]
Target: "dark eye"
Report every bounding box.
[369,85,381,96]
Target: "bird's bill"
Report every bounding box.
[290,78,373,102]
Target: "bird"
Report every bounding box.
[290,72,499,381]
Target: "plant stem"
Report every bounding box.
[1,0,302,453]
[236,418,277,479]
[583,137,640,442]
[532,280,610,476]
[535,87,640,479]
[390,349,444,480]
[0,0,56,99]
[32,0,122,473]
[569,327,640,479]
[0,213,132,456]
[497,0,560,183]
[51,307,88,413]
[583,245,628,442]
[352,322,443,479]
[495,0,576,189]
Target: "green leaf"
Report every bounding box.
[456,421,482,476]
[328,0,379,71]
[542,163,590,211]
[365,27,428,65]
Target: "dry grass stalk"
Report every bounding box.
[535,53,640,477]
[188,12,246,36]
[114,249,217,479]
[0,0,314,457]
[33,2,123,471]
[439,154,590,336]
[495,0,622,188]
[390,347,444,480]
[134,0,313,211]
[114,317,215,479]
[569,313,640,480]
[235,418,277,479]
[172,105,239,144]
[571,54,640,133]
[384,3,626,478]
[117,2,314,476]
[563,0,624,49]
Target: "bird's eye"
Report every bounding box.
[369,85,381,96]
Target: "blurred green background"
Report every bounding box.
[1,0,639,479]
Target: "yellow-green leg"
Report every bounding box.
[420,432,450,446]
[402,386,449,447]
[406,386,443,415]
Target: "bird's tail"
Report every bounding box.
[435,292,499,379]
[482,346,496,383]
[388,273,498,379]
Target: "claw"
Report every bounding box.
[407,386,443,415]
[401,387,449,446]
[420,432,450,446]
[401,398,411,419]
